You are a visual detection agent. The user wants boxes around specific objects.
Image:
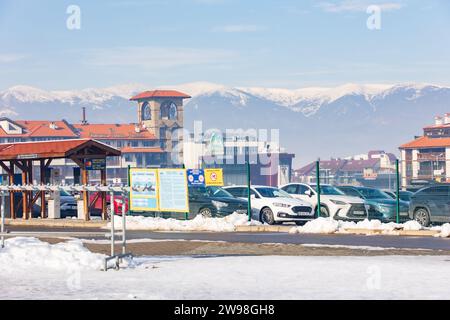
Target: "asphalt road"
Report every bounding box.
[5,225,450,251]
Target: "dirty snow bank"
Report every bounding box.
[289,218,423,235]
[107,213,262,232]
[0,237,106,271]
[434,223,450,238]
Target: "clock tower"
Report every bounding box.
[130,90,191,165]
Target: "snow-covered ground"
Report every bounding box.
[1,237,450,300]
[108,212,261,232]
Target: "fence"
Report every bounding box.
[0,184,132,271]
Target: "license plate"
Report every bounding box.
[353,210,366,215]
[297,211,314,216]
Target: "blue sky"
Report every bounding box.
[0,0,449,90]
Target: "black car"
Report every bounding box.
[188,186,249,218]
[409,184,450,227]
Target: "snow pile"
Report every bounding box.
[108,213,261,232]
[290,218,422,235]
[434,223,450,238]
[402,220,422,231]
[289,218,339,234]
[0,237,106,271]
[343,219,401,231]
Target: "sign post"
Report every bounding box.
[316,160,321,218]
[158,169,190,214]
[205,168,224,186]
[396,159,400,224]
[246,161,251,222]
[110,191,115,257]
[187,169,206,187]
[1,193,5,248]
[129,168,159,212]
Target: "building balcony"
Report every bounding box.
[416,152,446,162]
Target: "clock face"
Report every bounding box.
[169,102,177,120]
[142,102,151,120]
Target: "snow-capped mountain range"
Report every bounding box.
[1,82,449,166]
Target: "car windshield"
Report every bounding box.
[206,186,234,198]
[61,190,71,197]
[399,191,412,201]
[358,188,391,199]
[311,185,345,195]
[255,187,291,198]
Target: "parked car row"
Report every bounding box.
[35,181,450,228]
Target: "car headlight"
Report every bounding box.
[212,200,228,209]
[374,204,391,213]
[273,202,291,208]
[330,199,347,205]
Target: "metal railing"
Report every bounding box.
[0,184,133,271]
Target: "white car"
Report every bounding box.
[279,183,368,221]
[223,185,314,225]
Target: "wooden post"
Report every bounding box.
[27,160,33,219]
[9,162,15,219]
[21,167,28,220]
[101,168,107,220]
[82,167,89,221]
[40,159,46,218]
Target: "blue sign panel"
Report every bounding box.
[186,169,205,187]
[85,158,106,171]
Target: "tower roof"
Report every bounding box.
[130,90,191,101]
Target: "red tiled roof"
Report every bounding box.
[0,120,78,138]
[0,139,120,160]
[130,90,191,101]
[73,124,156,140]
[120,147,164,153]
[400,136,450,149]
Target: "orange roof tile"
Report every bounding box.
[73,124,156,140]
[0,120,78,138]
[130,90,191,101]
[120,147,164,153]
[400,136,450,149]
[0,139,120,160]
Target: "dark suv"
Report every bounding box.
[409,184,450,227]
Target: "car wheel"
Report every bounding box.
[261,207,275,225]
[414,208,431,227]
[198,207,213,218]
[295,221,306,226]
[315,205,329,218]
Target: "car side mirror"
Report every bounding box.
[304,190,312,197]
[250,194,256,199]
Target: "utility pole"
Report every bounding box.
[316,159,321,218]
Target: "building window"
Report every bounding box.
[160,101,178,120]
[142,102,151,121]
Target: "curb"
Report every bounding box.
[341,228,440,237]
[5,219,107,229]
[236,225,293,232]
[236,225,442,237]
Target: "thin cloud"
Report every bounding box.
[0,53,27,63]
[83,46,236,70]
[212,25,267,33]
[318,0,404,13]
